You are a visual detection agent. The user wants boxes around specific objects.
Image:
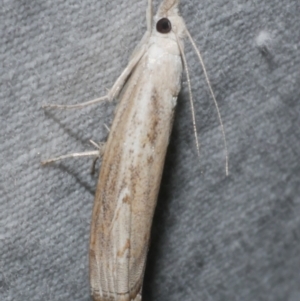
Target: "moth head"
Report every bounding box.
[154,0,186,39]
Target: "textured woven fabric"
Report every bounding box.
[1,0,300,300]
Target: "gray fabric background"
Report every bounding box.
[1,0,300,300]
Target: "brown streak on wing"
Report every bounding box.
[117,239,131,257]
[90,47,181,301]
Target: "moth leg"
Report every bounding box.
[42,95,109,109]
[89,140,106,175]
[43,40,148,110]
[41,140,105,166]
[105,38,148,101]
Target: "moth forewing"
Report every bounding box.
[89,1,186,300]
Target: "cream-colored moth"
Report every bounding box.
[43,0,228,300]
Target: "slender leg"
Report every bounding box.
[43,41,147,110]
[42,95,109,109]
[41,140,105,166]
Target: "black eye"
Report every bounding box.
[156,18,172,34]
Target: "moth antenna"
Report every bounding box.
[146,0,153,32]
[186,29,229,176]
[175,34,201,159]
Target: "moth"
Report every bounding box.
[43,0,228,300]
